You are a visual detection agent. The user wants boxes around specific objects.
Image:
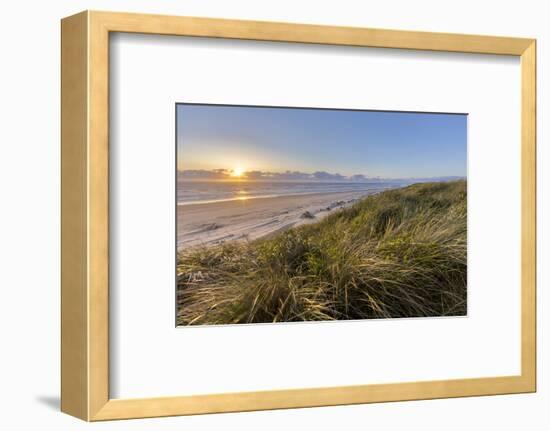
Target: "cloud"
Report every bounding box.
[178,169,231,180]
[178,169,371,181]
[312,171,345,181]
[177,169,466,183]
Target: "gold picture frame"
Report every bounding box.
[61,10,536,421]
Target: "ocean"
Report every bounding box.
[177,179,405,205]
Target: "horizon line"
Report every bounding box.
[177,168,466,181]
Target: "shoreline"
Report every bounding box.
[177,186,393,207]
[176,187,392,207]
[177,187,397,250]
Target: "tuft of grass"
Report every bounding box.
[177,181,467,325]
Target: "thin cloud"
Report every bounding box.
[177,169,465,183]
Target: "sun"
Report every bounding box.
[231,166,245,178]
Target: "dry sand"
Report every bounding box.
[177,189,389,250]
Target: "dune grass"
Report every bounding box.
[177,181,467,325]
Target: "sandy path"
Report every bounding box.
[177,189,390,249]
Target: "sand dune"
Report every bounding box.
[177,189,392,250]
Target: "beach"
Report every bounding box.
[177,188,393,249]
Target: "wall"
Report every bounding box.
[0,0,546,429]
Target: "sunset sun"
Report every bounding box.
[231,166,245,178]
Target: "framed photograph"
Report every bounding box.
[61,11,536,421]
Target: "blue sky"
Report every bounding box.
[176,104,467,179]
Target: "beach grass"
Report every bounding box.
[177,180,467,325]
